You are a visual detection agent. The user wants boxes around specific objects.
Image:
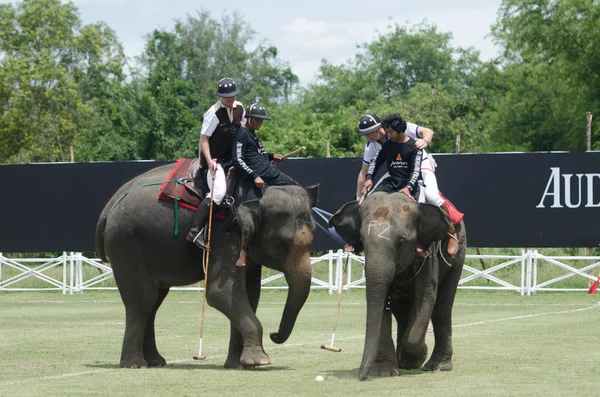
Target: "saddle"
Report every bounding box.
[158,158,238,221]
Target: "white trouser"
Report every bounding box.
[417,156,445,206]
[205,164,226,205]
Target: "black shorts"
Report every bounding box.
[244,168,299,200]
[373,178,419,199]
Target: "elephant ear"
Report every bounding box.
[417,203,452,250]
[303,184,319,208]
[329,201,362,251]
[238,200,260,240]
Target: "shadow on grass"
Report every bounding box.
[85,362,292,372]
[324,367,429,380]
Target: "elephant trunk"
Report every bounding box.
[270,247,312,344]
[359,252,396,380]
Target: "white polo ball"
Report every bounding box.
[315,375,324,382]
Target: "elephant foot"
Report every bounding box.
[240,346,272,366]
[144,353,167,367]
[224,357,244,369]
[120,355,148,369]
[399,343,427,370]
[399,358,425,370]
[423,357,453,372]
[359,361,400,380]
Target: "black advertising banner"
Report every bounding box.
[0,161,172,252]
[430,152,600,248]
[0,152,599,252]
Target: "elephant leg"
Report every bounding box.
[391,296,410,366]
[224,262,264,369]
[143,287,169,367]
[367,306,400,378]
[206,257,270,367]
[423,265,462,371]
[359,254,396,380]
[400,288,436,370]
[117,275,161,368]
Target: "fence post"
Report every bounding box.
[328,250,334,294]
[347,253,352,293]
[336,249,343,294]
[520,249,525,296]
[77,252,83,294]
[69,251,74,295]
[532,250,538,295]
[526,250,533,296]
[62,252,67,294]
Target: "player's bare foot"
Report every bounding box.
[236,250,247,267]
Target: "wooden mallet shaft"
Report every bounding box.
[320,253,350,353]
[281,146,306,159]
[193,174,216,361]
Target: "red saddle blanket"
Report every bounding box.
[158,158,226,219]
[158,159,202,211]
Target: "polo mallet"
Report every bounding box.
[193,170,216,361]
[321,252,351,352]
[281,146,306,159]
[272,146,306,167]
[358,189,369,206]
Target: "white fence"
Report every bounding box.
[1,250,598,295]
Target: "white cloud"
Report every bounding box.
[285,17,330,37]
[69,0,503,85]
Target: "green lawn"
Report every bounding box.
[0,290,598,397]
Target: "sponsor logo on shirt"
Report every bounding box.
[390,160,408,169]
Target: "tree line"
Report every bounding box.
[0,0,598,164]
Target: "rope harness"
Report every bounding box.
[106,178,187,235]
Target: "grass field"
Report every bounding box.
[0,290,599,397]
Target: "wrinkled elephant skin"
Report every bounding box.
[330,192,466,380]
[96,163,318,369]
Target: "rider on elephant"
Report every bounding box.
[186,78,246,250]
[356,113,462,255]
[362,113,423,200]
[232,102,299,267]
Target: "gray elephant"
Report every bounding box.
[95,163,318,368]
[329,192,466,380]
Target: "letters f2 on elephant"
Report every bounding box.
[537,167,600,209]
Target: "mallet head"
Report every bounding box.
[320,345,342,352]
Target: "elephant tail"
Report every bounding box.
[95,209,109,263]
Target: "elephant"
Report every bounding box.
[329,191,466,380]
[95,162,318,368]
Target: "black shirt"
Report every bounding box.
[366,137,422,191]
[201,101,244,168]
[232,126,274,179]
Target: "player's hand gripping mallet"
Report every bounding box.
[358,189,369,206]
[193,171,216,360]
[321,252,351,352]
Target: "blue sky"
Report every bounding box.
[56,1,503,84]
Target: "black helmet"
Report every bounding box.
[357,114,381,136]
[246,103,271,120]
[216,77,240,98]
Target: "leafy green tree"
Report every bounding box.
[276,21,496,157]
[0,0,126,163]
[490,0,600,151]
[128,10,299,160]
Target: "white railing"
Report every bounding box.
[1,250,598,295]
